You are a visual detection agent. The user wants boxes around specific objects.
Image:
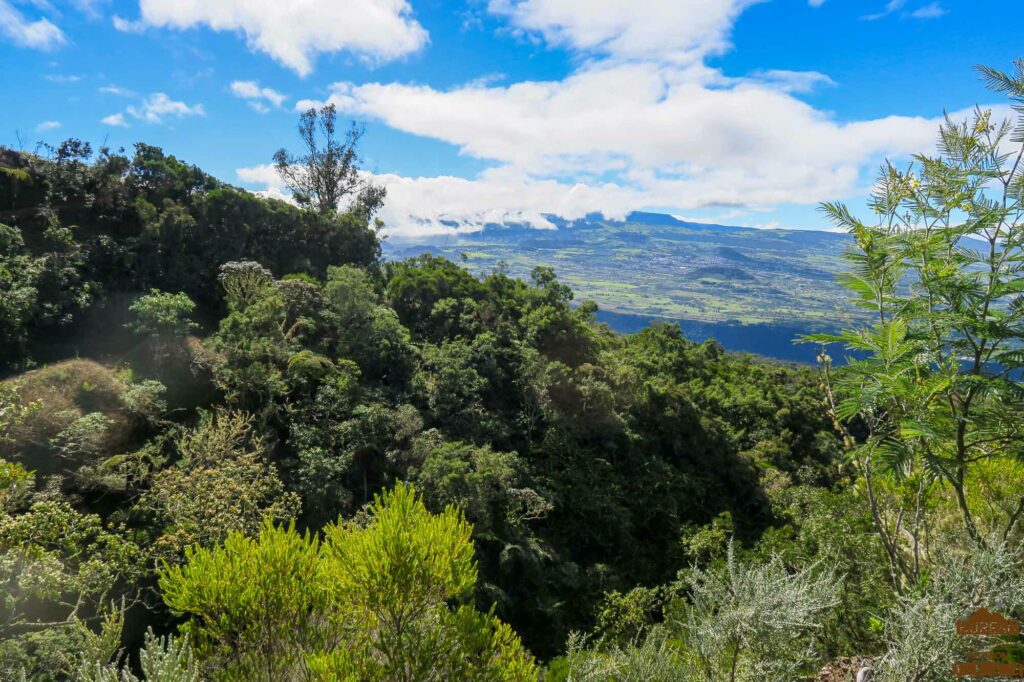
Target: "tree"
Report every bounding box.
[217,261,274,311]
[157,483,537,682]
[127,289,197,363]
[809,61,1024,587]
[158,520,324,681]
[142,409,300,556]
[0,497,143,680]
[273,104,384,216]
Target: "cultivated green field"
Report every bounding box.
[385,212,865,328]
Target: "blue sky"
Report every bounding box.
[1,0,1021,236]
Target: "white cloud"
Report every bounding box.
[239,103,1012,237]
[44,73,81,83]
[235,163,281,188]
[71,0,108,20]
[863,0,905,20]
[36,120,61,131]
[746,69,835,93]
[293,98,325,113]
[125,0,429,76]
[101,93,203,127]
[909,2,947,18]
[488,0,761,63]
[125,92,205,124]
[112,15,145,32]
[321,62,940,180]
[230,80,286,112]
[237,163,638,236]
[238,160,865,238]
[277,61,1002,235]
[99,84,135,97]
[101,112,128,127]
[270,0,976,236]
[863,0,946,20]
[0,0,65,49]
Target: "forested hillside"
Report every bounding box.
[3,62,1024,682]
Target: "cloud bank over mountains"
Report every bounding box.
[239,0,967,235]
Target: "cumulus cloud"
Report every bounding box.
[101,113,128,127]
[235,159,859,239]
[230,80,286,112]
[488,0,761,63]
[237,163,639,236]
[36,120,61,132]
[240,101,1008,237]
[0,0,65,49]
[102,93,203,127]
[123,0,429,76]
[319,62,940,182]
[268,0,972,236]
[126,92,205,124]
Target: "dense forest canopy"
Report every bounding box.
[2,63,1024,681]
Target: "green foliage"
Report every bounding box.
[0,609,122,682]
[0,459,33,512]
[754,484,892,657]
[562,544,839,681]
[0,121,863,673]
[119,379,168,425]
[562,628,689,682]
[273,104,385,216]
[0,139,382,370]
[79,628,200,682]
[127,290,197,339]
[0,497,142,680]
[50,412,113,463]
[217,260,274,310]
[809,62,1024,593]
[876,542,1024,681]
[592,585,671,647]
[411,440,547,540]
[0,382,41,449]
[159,519,323,680]
[159,483,537,682]
[676,543,839,681]
[143,409,299,555]
[0,218,92,370]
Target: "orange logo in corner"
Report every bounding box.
[957,608,1022,637]
[954,608,1024,678]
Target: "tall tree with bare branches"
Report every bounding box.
[273,104,384,216]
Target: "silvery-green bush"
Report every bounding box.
[565,543,839,682]
[877,542,1024,682]
[78,629,199,682]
